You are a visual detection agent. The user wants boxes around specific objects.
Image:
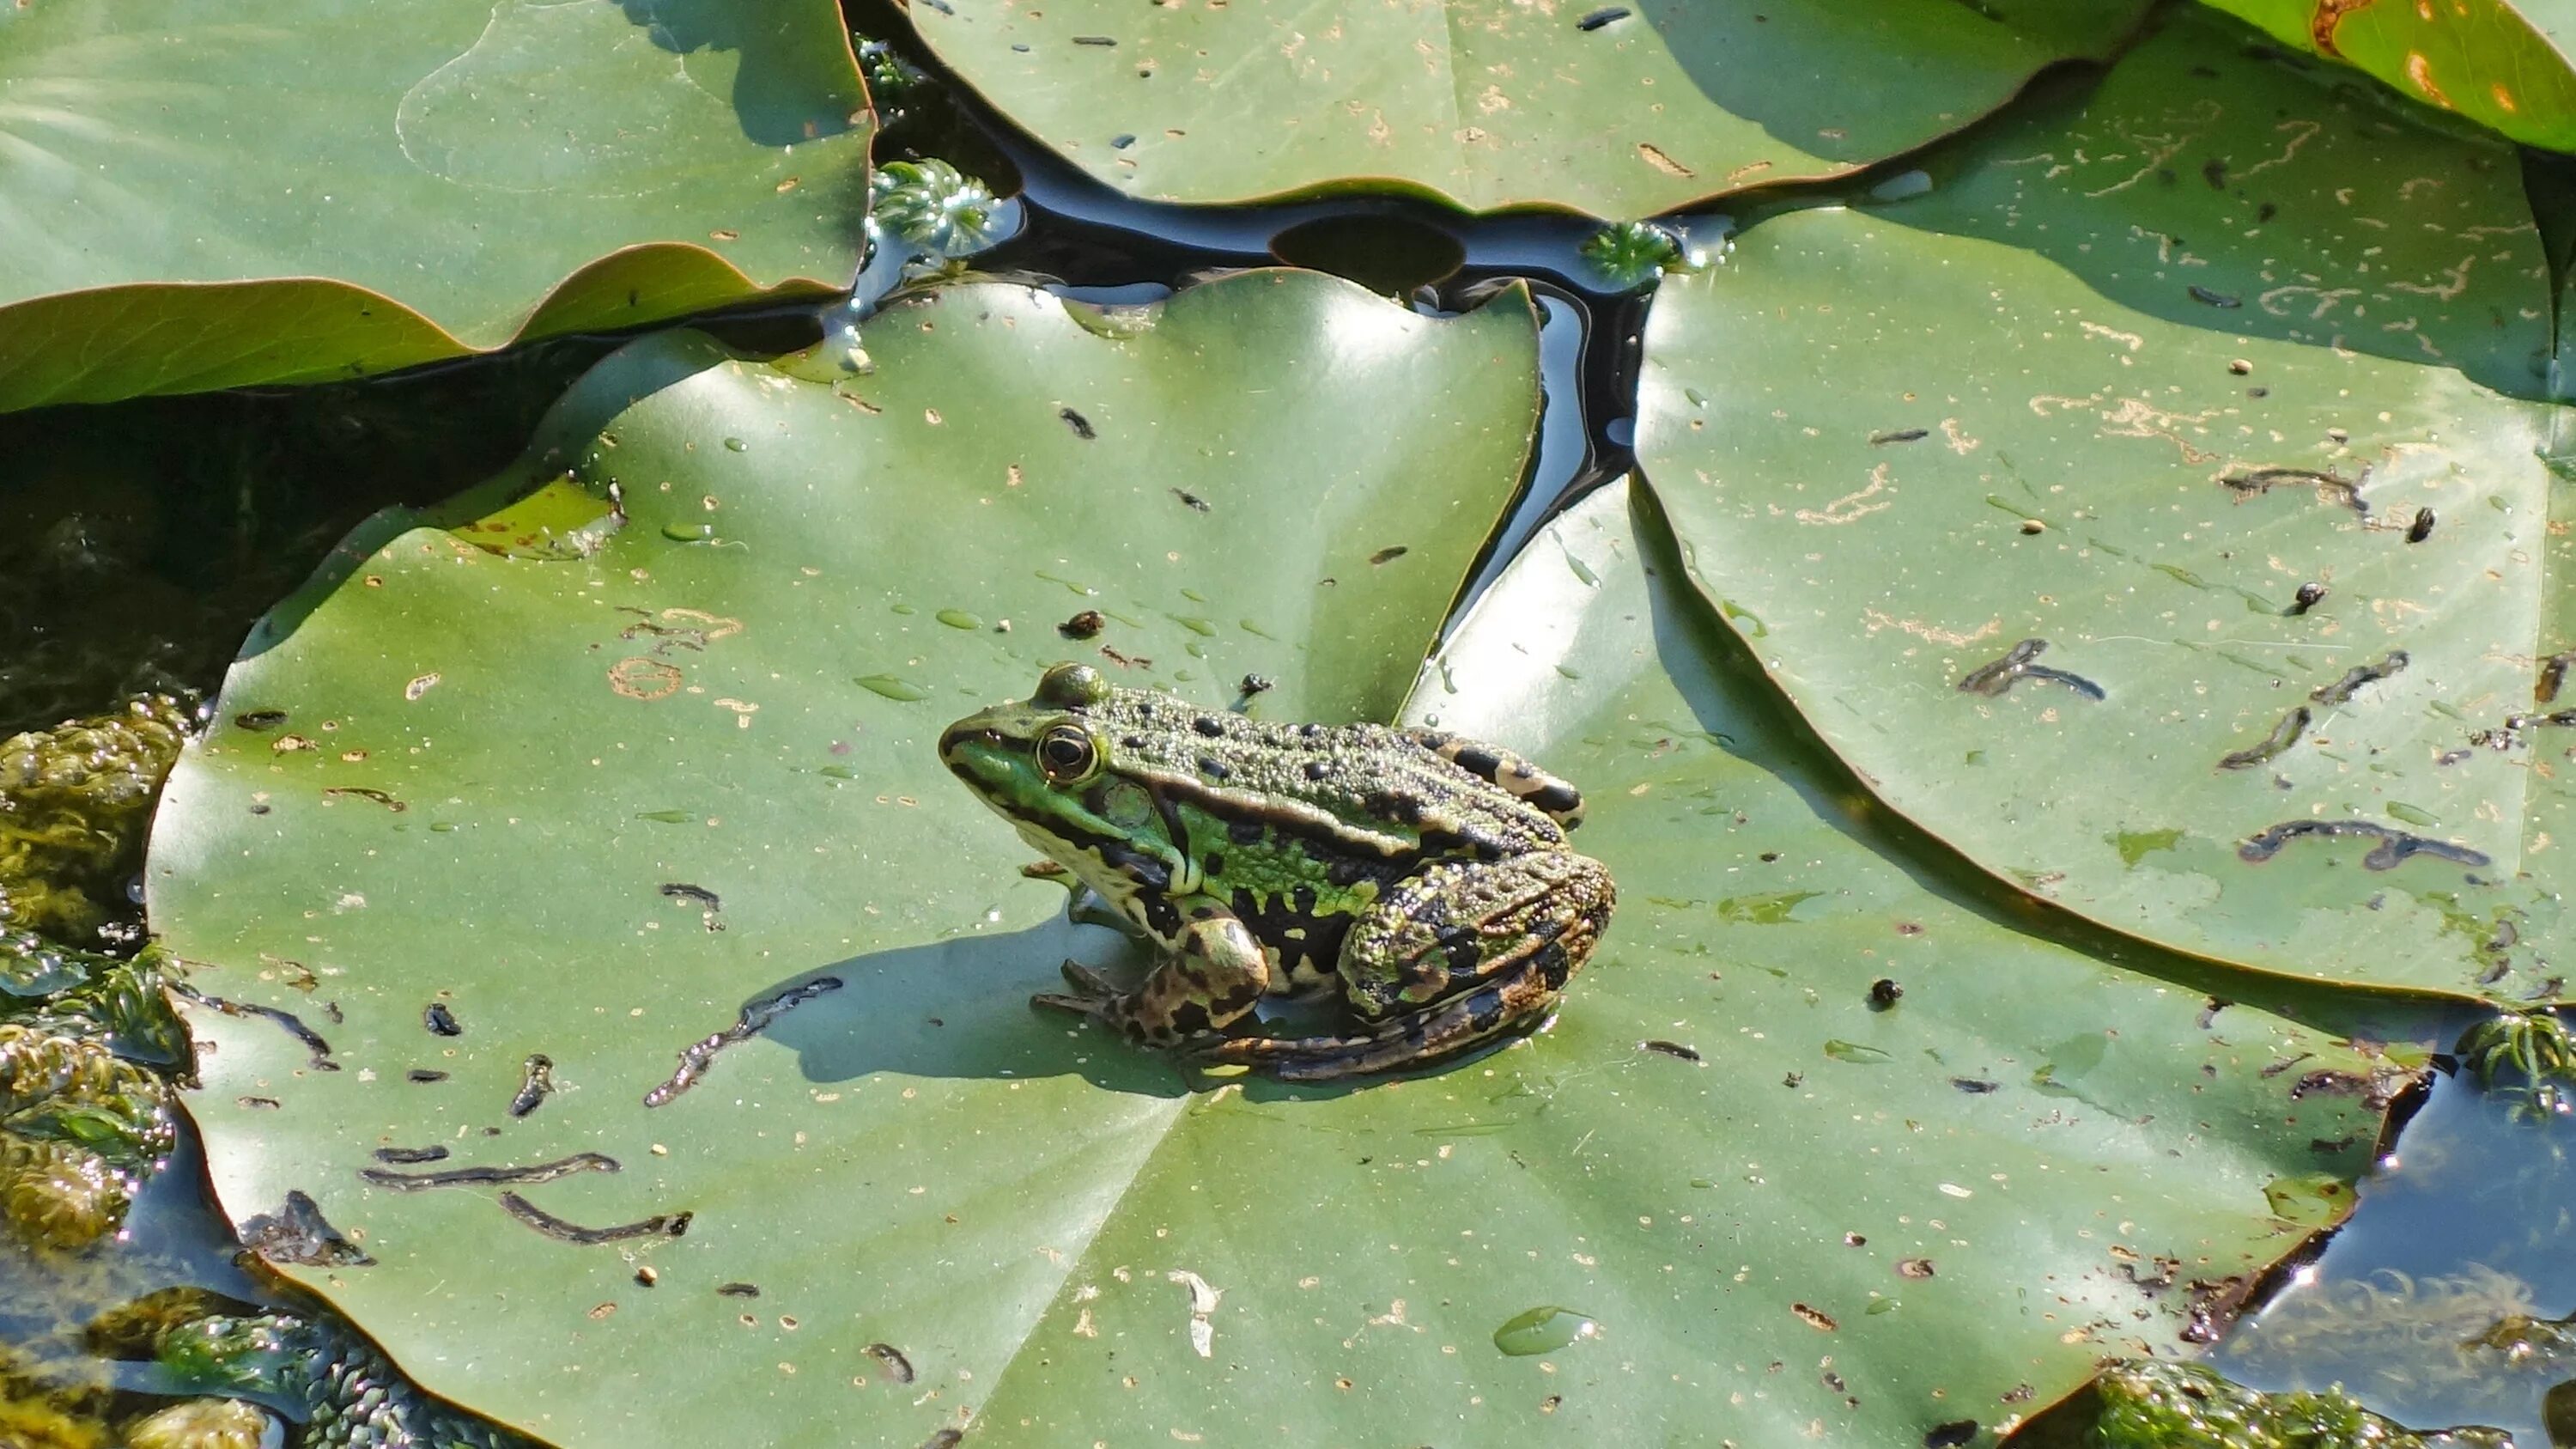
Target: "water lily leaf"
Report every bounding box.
[2199,0,2576,154]
[145,271,1543,1443]
[151,423,2407,1442]
[903,0,2151,216]
[1635,9,2574,998]
[0,0,870,412]
[969,481,2406,1445]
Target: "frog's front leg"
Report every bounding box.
[1188,852,1612,1080]
[1031,894,1270,1046]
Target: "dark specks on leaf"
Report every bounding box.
[424,1002,461,1037]
[1923,1421,1979,1449]
[1059,610,1105,639]
[1171,487,1210,513]
[2188,284,2242,308]
[1576,5,1630,29]
[1640,1038,1701,1062]
[1869,428,1928,445]
[1867,978,1903,1011]
[1060,407,1096,439]
[1368,545,1408,565]
[2407,507,2436,543]
[1072,33,1115,45]
[2202,158,2227,188]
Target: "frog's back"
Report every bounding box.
[1089,694,1564,862]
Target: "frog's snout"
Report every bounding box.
[937,721,1000,772]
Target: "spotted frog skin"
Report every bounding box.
[939,663,1614,1080]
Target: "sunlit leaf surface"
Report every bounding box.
[904,0,2150,216]
[1637,9,2574,998]
[0,0,870,410]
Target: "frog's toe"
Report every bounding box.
[1058,959,1122,999]
[1031,989,1105,1019]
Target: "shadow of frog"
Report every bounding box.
[737,913,1188,1099]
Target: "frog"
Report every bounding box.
[938,662,1615,1081]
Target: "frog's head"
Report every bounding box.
[939,664,1182,884]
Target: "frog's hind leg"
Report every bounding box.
[1184,957,1564,1081]
[1399,728,1585,828]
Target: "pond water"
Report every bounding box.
[5,9,2575,1446]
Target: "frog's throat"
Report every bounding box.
[1007,817,1201,899]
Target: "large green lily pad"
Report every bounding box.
[0,0,870,411]
[1634,10,2573,999]
[146,271,1544,1443]
[149,283,2407,1442]
[973,481,2404,1445]
[903,0,2151,216]
[2200,0,2576,155]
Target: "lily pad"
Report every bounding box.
[150,376,2407,1444]
[1635,10,2575,998]
[903,0,2151,216]
[971,480,2404,1445]
[0,0,871,411]
[145,271,1543,1443]
[2201,0,2576,155]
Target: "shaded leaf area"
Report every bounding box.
[969,483,2406,1446]
[904,0,2150,216]
[0,339,610,735]
[147,271,1543,1445]
[1635,9,2576,1000]
[0,0,870,411]
[2199,0,2576,157]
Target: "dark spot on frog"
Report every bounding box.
[717,1282,761,1298]
[1059,409,1097,440]
[2188,285,2241,307]
[1868,978,1903,1011]
[424,1002,461,1037]
[1200,853,1225,877]
[1170,487,1210,512]
[1193,715,1225,737]
[1058,610,1105,640]
[1227,816,1266,845]
[1302,759,1330,781]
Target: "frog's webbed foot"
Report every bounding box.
[1182,958,1565,1082]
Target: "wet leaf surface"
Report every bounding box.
[0,0,869,411]
[971,481,2407,1446]
[155,399,2411,1440]
[2201,0,2576,155]
[146,271,1544,1443]
[1636,9,2575,999]
[903,0,2151,216]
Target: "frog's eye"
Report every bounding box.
[1036,724,1098,784]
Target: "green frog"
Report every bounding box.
[939,663,1614,1081]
